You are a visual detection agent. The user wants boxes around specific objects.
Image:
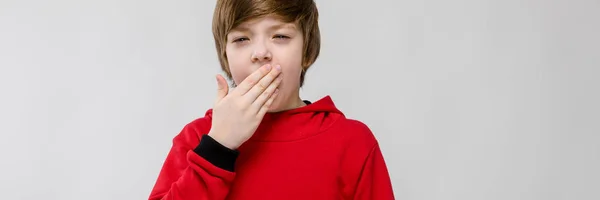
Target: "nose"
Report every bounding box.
[251,43,272,63]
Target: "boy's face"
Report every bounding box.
[226,15,304,112]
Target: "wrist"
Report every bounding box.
[208,131,239,150]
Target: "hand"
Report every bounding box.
[208,64,283,149]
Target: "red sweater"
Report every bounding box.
[148,96,394,200]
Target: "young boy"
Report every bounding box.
[148,0,394,199]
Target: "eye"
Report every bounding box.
[273,35,290,40]
[232,37,249,43]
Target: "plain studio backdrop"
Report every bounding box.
[1,0,599,199]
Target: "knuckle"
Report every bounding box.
[247,79,257,86]
[258,83,267,90]
[262,90,272,98]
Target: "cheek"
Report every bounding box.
[277,51,303,92]
[225,49,251,85]
[281,63,302,85]
[231,68,249,86]
[280,47,303,79]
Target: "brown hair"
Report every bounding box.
[212,0,320,87]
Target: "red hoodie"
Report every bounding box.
[148,96,394,200]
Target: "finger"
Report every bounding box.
[244,64,282,101]
[215,74,229,103]
[257,88,280,117]
[234,64,272,95]
[250,74,283,112]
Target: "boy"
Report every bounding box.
[148,0,394,199]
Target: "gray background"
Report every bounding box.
[1,0,599,199]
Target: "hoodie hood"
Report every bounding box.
[253,95,345,142]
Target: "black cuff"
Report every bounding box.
[194,134,239,172]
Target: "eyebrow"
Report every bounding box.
[230,23,297,33]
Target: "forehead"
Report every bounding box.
[230,15,298,32]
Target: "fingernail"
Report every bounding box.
[266,64,272,70]
[276,65,281,71]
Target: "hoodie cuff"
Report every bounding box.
[194,134,239,172]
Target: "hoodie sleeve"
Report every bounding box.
[148,121,238,200]
[352,143,395,200]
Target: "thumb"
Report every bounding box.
[215,74,229,103]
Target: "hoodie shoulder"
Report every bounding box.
[335,118,379,151]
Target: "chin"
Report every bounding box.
[266,107,279,113]
[266,96,284,113]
